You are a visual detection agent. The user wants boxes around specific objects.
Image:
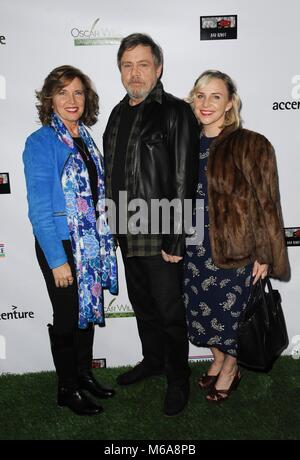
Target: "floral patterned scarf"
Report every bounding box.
[51,113,118,328]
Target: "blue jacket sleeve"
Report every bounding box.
[23,134,68,269]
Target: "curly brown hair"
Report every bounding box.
[36,65,99,127]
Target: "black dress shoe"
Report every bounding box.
[57,387,103,416]
[79,373,116,399]
[116,362,164,386]
[164,382,190,417]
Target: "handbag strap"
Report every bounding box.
[258,277,277,325]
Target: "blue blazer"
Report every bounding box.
[23,126,72,269]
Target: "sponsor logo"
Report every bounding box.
[71,18,123,46]
[291,75,300,100]
[0,335,5,359]
[200,15,237,40]
[285,227,300,247]
[92,358,107,369]
[0,35,6,45]
[0,75,6,100]
[105,298,134,318]
[272,75,300,110]
[291,335,300,359]
[272,101,300,110]
[0,172,11,194]
[0,243,5,258]
[0,305,35,321]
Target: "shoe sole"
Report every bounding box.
[57,402,104,416]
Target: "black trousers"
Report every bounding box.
[120,247,190,385]
[35,239,94,388]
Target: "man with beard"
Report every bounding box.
[103,33,199,416]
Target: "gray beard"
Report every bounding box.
[125,80,158,103]
[126,87,150,102]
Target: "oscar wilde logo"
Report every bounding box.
[0,75,6,100]
[0,305,35,321]
[105,298,134,318]
[71,18,123,46]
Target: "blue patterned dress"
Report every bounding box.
[183,134,252,357]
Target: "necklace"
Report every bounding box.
[73,137,90,162]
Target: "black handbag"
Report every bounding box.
[237,277,289,371]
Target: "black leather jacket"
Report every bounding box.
[103,81,199,256]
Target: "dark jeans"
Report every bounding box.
[120,246,190,385]
[35,239,94,388]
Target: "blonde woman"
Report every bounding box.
[183,70,289,403]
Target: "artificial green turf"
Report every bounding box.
[0,357,299,440]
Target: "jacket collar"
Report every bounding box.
[204,124,240,150]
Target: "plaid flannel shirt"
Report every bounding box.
[105,82,164,257]
[105,80,199,257]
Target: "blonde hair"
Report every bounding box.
[187,70,242,129]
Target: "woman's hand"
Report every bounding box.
[52,263,74,288]
[161,250,183,263]
[252,260,269,285]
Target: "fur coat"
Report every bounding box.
[207,125,290,280]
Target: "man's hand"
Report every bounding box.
[52,263,74,288]
[161,250,183,263]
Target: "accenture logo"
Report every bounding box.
[0,305,35,321]
[272,75,300,110]
[71,18,123,46]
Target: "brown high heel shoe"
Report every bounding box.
[206,370,242,403]
[197,373,220,391]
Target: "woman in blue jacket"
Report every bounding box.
[23,65,118,416]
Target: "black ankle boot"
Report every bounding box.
[57,386,103,416]
[75,325,115,398]
[79,373,116,398]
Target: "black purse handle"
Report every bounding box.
[257,277,276,325]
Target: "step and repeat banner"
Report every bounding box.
[1,0,299,373]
